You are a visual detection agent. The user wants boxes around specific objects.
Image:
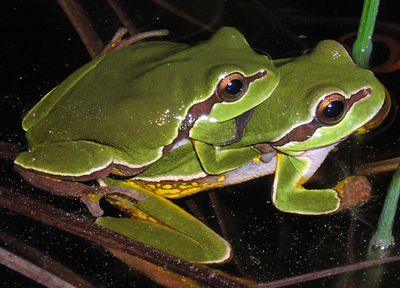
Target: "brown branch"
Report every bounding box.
[0,230,98,288]
[57,0,104,58]
[150,0,215,32]
[0,143,20,160]
[250,254,400,288]
[107,0,138,36]
[0,247,77,288]
[0,187,247,288]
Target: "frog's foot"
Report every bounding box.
[335,176,372,212]
[80,186,149,217]
[97,28,169,58]
[14,165,148,217]
[79,193,104,217]
[91,186,148,201]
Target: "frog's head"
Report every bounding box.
[183,27,280,144]
[270,40,389,155]
[189,27,279,123]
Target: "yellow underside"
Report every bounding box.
[123,176,227,198]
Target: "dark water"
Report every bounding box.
[2,0,400,287]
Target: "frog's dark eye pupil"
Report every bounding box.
[216,72,247,102]
[225,79,243,95]
[323,101,345,119]
[316,93,347,125]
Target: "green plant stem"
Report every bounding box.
[368,165,400,251]
[352,0,380,68]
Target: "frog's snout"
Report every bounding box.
[357,88,391,134]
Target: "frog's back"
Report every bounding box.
[24,41,192,151]
[24,27,275,166]
[22,55,106,131]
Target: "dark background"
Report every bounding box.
[1,1,400,287]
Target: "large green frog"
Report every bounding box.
[14,27,279,217]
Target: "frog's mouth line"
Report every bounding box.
[356,88,391,134]
[177,70,268,134]
[270,88,372,147]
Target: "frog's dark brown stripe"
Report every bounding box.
[271,88,372,147]
[115,71,268,177]
[179,70,268,133]
[162,70,268,155]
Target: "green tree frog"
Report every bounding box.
[96,39,388,264]
[121,39,389,215]
[14,27,279,216]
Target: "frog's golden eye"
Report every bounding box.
[316,93,347,125]
[216,72,246,102]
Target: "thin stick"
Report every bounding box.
[107,0,138,36]
[0,230,97,288]
[0,247,77,288]
[0,187,247,288]
[57,0,104,58]
[250,254,400,288]
[150,0,215,32]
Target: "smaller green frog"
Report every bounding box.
[126,39,389,215]
[14,27,279,216]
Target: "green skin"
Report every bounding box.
[15,36,387,264]
[96,40,387,264]
[96,178,233,264]
[14,27,279,217]
[132,40,387,215]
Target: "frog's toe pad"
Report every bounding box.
[336,176,371,211]
[115,188,149,201]
[80,194,104,217]
[94,186,149,201]
[82,186,148,217]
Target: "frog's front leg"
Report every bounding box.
[193,141,261,175]
[273,145,371,215]
[14,141,148,217]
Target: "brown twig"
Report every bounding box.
[150,0,215,32]
[0,187,247,288]
[0,230,98,288]
[250,254,400,288]
[0,143,20,160]
[57,0,104,58]
[252,0,309,50]
[0,247,77,288]
[107,0,138,36]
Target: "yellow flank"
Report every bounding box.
[292,173,311,191]
[334,176,357,198]
[123,207,160,224]
[106,196,160,224]
[331,146,339,153]
[355,126,368,135]
[46,176,63,182]
[88,193,103,203]
[252,155,263,163]
[123,176,227,198]
[111,167,131,176]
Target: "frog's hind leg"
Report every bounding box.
[80,185,148,217]
[14,141,148,216]
[14,165,148,217]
